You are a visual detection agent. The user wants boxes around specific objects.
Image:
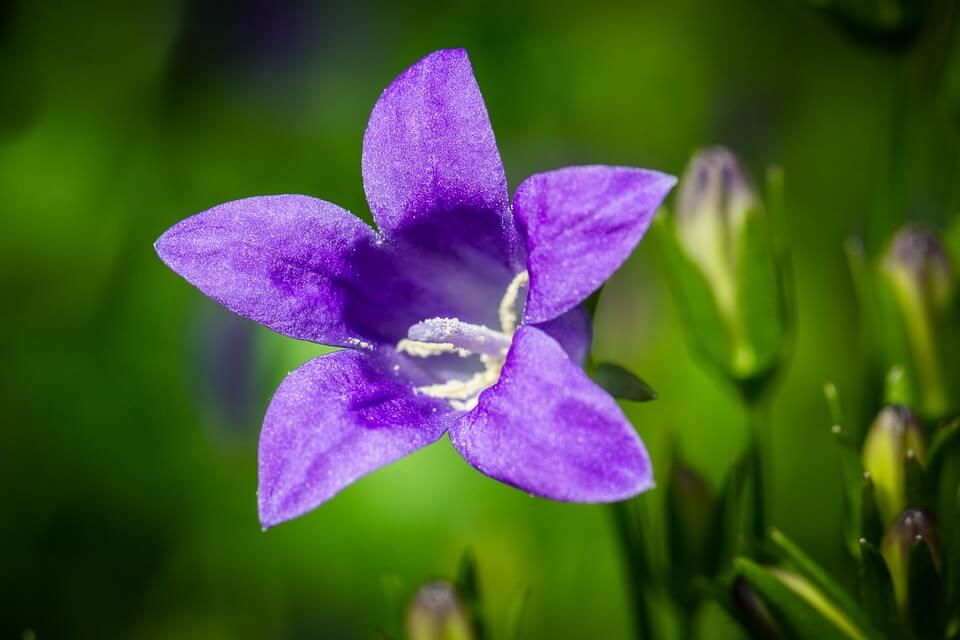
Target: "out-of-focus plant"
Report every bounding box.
[657,146,792,543]
[880,228,959,419]
[658,147,790,397]
[805,0,932,46]
[850,226,960,423]
[398,552,528,640]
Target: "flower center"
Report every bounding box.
[397,271,529,411]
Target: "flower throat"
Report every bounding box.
[396,271,529,410]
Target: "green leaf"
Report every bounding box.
[502,587,531,640]
[768,529,870,634]
[903,449,931,510]
[455,549,485,640]
[588,362,657,402]
[826,387,866,558]
[857,539,902,639]
[653,216,734,377]
[860,473,883,546]
[735,558,866,639]
[705,451,750,576]
[907,537,944,638]
[927,418,960,481]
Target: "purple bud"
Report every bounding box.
[881,508,940,606]
[861,405,927,525]
[882,226,956,419]
[406,581,475,640]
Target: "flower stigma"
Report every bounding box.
[397,271,529,411]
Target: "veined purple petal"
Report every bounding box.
[515,166,676,323]
[155,195,385,349]
[533,304,593,365]
[449,326,653,502]
[362,49,517,257]
[258,350,453,528]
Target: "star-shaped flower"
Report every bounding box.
[156,49,676,528]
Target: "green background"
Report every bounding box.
[2,0,957,638]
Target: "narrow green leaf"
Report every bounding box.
[928,418,960,481]
[907,537,944,638]
[827,392,866,558]
[705,451,749,576]
[903,449,931,510]
[455,549,485,640]
[735,558,865,639]
[502,587,531,640]
[860,473,883,545]
[768,528,870,634]
[857,539,902,639]
[589,362,658,402]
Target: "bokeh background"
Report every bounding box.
[2,0,959,638]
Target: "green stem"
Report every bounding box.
[610,500,655,640]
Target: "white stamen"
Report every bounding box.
[396,339,469,358]
[396,270,529,410]
[407,317,511,357]
[498,271,529,335]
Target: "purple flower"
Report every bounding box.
[155,49,676,528]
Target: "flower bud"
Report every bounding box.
[406,581,475,640]
[881,227,957,419]
[667,147,787,387]
[880,508,941,608]
[676,147,757,325]
[861,405,927,525]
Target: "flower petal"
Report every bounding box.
[533,304,593,365]
[258,350,452,528]
[362,49,513,244]
[515,166,676,323]
[155,195,387,348]
[449,326,653,502]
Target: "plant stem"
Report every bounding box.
[610,500,655,640]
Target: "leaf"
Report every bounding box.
[857,539,902,639]
[735,558,866,639]
[826,387,866,557]
[705,451,750,576]
[768,528,871,634]
[589,362,657,402]
[927,418,960,481]
[859,473,883,546]
[907,537,944,638]
[903,448,931,510]
[455,549,485,640]
[502,587,531,640]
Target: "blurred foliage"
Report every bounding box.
[2,0,960,638]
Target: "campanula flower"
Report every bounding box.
[156,49,675,527]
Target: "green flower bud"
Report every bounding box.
[406,581,475,640]
[664,147,788,390]
[880,508,941,608]
[881,227,958,419]
[861,405,927,525]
